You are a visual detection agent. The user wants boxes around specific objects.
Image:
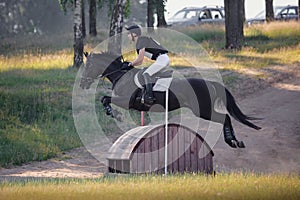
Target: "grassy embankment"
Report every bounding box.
[0,21,299,167]
[0,173,299,199]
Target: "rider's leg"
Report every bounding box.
[142,72,155,105]
[143,54,170,76]
[142,54,170,105]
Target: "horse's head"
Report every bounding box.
[80,52,123,89]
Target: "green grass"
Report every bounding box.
[0,68,82,167]
[0,173,299,200]
[0,21,299,167]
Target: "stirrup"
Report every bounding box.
[141,95,155,106]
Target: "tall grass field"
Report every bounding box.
[0,173,299,200]
[0,21,299,168]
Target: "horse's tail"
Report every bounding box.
[224,87,261,130]
[212,82,261,130]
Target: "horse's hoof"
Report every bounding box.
[237,141,245,148]
[230,140,237,148]
[100,96,105,103]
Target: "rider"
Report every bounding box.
[125,24,170,106]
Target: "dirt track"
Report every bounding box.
[0,64,299,180]
[214,64,300,174]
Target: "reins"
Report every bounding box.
[83,54,126,90]
[99,55,125,79]
[99,68,123,79]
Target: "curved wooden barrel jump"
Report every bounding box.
[107,123,214,174]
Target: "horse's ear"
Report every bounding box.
[84,52,89,57]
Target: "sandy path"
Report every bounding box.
[0,64,299,180]
[213,67,300,173]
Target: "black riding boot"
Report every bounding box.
[142,73,155,106]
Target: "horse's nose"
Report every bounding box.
[80,82,90,90]
[79,81,86,89]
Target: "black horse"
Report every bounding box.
[80,52,261,148]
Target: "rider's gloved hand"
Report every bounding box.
[121,62,133,70]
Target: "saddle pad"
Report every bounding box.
[153,78,172,92]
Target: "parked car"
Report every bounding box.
[167,6,225,27]
[246,5,299,26]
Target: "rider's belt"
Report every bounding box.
[152,52,168,60]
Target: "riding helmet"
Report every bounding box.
[125,25,142,36]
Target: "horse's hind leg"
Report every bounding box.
[223,114,245,148]
[200,110,245,148]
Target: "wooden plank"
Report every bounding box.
[190,134,198,172]
[205,149,213,174]
[116,160,122,173]
[123,160,130,174]
[171,126,179,173]
[204,144,209,173]
[184,128,191,171]
[167,126,173,173]
[209,156,213,174]
[151,130,159,172]
[197,137,205,173]
[144,136,151,173]
[158,127,165,173]
[178,127,185,172]
[108,160,115,173]
[137,139,145,173]
[131,148,138,173]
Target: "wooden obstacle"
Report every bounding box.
[107,123,214,174]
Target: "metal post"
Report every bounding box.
[164,89,169,175]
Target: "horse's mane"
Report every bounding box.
[84,51,123,79]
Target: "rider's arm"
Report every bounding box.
[131,48,145,66]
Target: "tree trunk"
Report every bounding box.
[89,0,97,36]
[81,0,86,38]
[74,0,84,68]
[224,0,244,49]
[265,0,274,22]
[156,0,167,27]
[298,0,300,21]
[108,0,126,54]
[147,0,155,30]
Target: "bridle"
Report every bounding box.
[83,55,127,90]
[100,55,125,79]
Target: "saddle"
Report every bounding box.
[134,69,173,90]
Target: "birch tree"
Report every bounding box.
[108,0,126,54]
[74,0,84,68]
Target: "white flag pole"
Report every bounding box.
[164,89,169,175]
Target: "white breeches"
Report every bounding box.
[143,54,170,76]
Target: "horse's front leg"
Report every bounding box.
[100,96,123,121]
[100,96,113,116]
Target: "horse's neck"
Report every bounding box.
[112,69,139,96]
[107,71,126,85]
